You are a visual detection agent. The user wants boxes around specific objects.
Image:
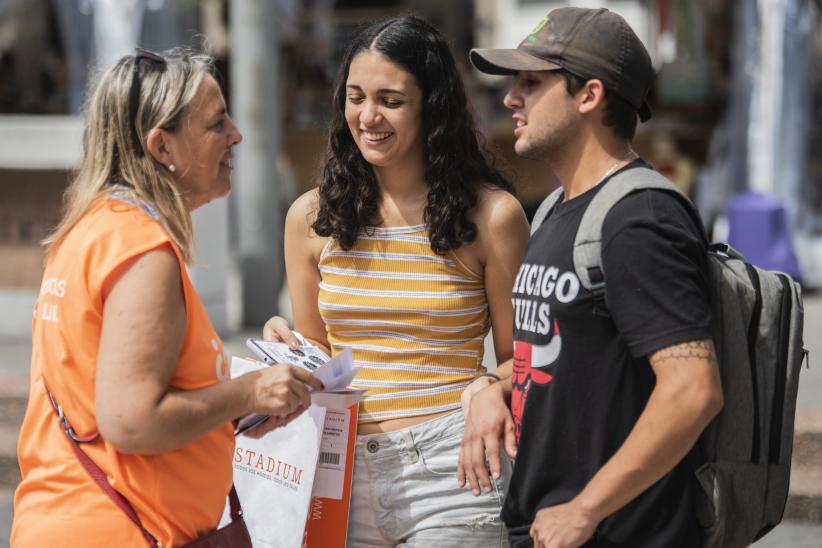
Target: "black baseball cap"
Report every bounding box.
[470,7,654,122]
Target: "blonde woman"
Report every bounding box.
[11,48,321,547]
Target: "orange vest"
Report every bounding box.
[12,198,234,547]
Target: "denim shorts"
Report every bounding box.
[347,410,510,547]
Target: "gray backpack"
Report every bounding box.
[531,167,806,547]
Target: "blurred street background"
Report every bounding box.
[1,0,822,545]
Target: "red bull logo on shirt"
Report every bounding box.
[512,321,561,439]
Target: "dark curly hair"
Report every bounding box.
[312,15,513,254]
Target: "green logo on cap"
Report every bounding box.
[526,16,549,41]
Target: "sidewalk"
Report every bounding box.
[1,297,822,546]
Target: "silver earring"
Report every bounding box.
[168,164,176,173]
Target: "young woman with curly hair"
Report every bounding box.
[264,16,528,546]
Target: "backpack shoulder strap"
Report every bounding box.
[530,186,564,236]
[574,167,701,313]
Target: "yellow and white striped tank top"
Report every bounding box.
[318,224,490,423]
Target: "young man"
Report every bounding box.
[460,7,724,548]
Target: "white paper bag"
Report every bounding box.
[223,357,327,548]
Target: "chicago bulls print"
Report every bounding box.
[509,262,578,438]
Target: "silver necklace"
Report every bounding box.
[595,147,637,187]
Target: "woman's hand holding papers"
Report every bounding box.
[263,316,302,348]
[263,315,332,355]
[244,364,324,437]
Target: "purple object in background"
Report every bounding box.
[726,191,802,281]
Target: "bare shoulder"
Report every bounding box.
[286,188,321,234]
[285,188,329,260]
[452,187,527,273]
[474,187,529,238]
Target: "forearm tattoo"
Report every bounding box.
[650,339,718,367]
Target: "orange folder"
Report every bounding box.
[303,404,359,547]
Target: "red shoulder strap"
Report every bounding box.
[42,379,244,546]
[43,379,159,547]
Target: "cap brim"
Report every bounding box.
[470,48,562,75]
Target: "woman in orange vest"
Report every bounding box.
[11,48,322,547]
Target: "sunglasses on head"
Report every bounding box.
[129,47,167,156]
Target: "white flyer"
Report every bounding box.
[246,338,330,371]
[235,344,363,434]
[245,339,361,391]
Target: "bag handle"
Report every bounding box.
[43,379,244,546]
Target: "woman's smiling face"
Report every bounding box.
[344,49,424,171]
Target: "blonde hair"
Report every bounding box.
[44,48,216,264]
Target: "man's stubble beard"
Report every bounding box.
[514,117,579,164]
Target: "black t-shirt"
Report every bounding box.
[502,161,713,548]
